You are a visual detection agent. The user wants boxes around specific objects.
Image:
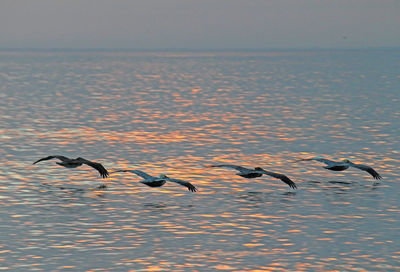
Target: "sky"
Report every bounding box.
[1,0,399,50]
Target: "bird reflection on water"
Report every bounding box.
[237,191,297,205]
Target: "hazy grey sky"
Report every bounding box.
[1,0,399,49]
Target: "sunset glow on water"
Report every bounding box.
[0,49,399,271]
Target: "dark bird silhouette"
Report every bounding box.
[112,170,197,192]
[295,157,382,180]
[209,164,297,189]
[33,155,109,178]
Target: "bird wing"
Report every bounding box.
[33,155,70,164]
[350,163,382,180]
[210,164,250,172]
[113,169,153,179]
[258,169,297,189]
[296,158,335,166]
[312,158,336,165]
[165,177,197,192]
[76,157,109,178]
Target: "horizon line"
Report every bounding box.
[1,46,399,52]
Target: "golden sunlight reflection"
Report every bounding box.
[0,50,399,271]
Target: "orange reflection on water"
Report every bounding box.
[33,127,223,146]
[1,50,399,271]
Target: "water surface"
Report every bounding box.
[0,49,399,271]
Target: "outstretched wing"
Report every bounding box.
[76,157,109,178]
[165,177,197,192]
[112,169,153,179]
[33,155,70,164]
[209,164,250,172]
[258,169,297,189]
[295,158,335,166]
[350,164,382,180]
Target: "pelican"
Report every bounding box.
[112,170,197,192]
[33,155,109,178]
[209,164,297,189]
[296,157,382,180]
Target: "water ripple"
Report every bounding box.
[0,49,399,270]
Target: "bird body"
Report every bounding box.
[296,157,381,180]
[113,170,197,192]
[209,164,297,189]
[33,155,109,178]
[324,164,349,171]
[300,158,350,171]
[237,172,263,179]
[142,179,167,187]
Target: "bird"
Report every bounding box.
[112,169,197,192]
[295,157,382,180]
[209,164,297,189]
[33,155,109,178]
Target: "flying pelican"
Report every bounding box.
[112,170,197,192]
[295,157,382,180]
[33,155,109,178]
[209,164,297,189]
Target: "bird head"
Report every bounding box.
[342,159,351,163]
[254,167,264,171]
[159,173,168,179]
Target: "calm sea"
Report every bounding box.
[0,49,399,271]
